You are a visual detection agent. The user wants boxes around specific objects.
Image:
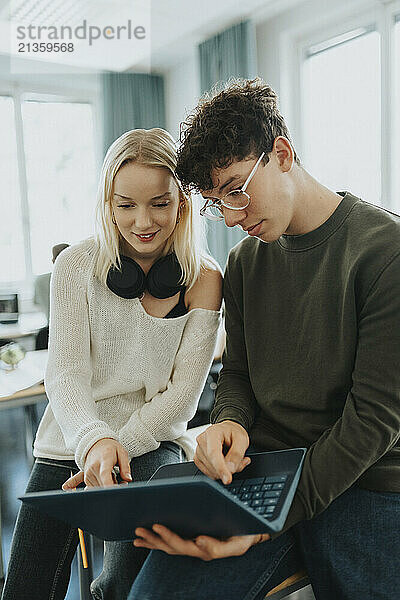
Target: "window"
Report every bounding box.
[22,101,97,276]
[0,95,97,296]
[0,97,26,283]
[302,29,381,205]
[282,2,400,213]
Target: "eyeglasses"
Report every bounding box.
[200,152,265,221]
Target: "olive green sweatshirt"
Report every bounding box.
[211,192,400,534]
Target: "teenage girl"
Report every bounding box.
[2,128,222,600]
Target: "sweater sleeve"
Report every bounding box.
[275,252,400,536]
[118,310,221,458]
[44,246,118,470]
[210,260,258,430]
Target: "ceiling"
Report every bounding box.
[0,0,301,72]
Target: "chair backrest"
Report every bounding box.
[33,273,51,321]
[35,326,49,351]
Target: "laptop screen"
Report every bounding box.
[0,293,19,323]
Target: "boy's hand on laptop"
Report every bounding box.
[61,438,132,489]
[134,525,270,560]
[194,421,251,484]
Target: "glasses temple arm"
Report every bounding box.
[242,151,265,192]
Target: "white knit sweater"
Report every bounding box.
[33,238,221,470]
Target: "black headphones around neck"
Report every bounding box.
[106,252,184,299]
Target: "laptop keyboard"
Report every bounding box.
[224,474,288,519]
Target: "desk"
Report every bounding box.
[0,350,48,460]
[0,350,47,399]
[0,384,47,460]
[0,312,47,342]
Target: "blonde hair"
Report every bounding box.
[95,128,215,288]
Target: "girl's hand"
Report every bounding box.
[62,438,132,488]
[62,470,85,489]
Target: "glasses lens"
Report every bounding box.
[203,204,224,220]
[224,190,250,209]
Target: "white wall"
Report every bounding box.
[0,54,101,96]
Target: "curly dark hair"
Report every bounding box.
[176,78,300,193]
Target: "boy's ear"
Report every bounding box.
[273,137,294,172]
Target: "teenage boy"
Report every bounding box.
[129,79,400,600]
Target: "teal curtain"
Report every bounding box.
[199,20,257,269]
[102,73,166,154]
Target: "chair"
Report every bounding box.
[35,325,49,351]
[266,570,310,599]
[188,360,222,428]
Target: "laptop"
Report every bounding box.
[0,293,19,324]
[20,448,306,541]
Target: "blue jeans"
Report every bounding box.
[1,441,182,600]
[128,486,400,600]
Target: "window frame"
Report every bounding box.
[0,80,101,308]
[279,0,400,212]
